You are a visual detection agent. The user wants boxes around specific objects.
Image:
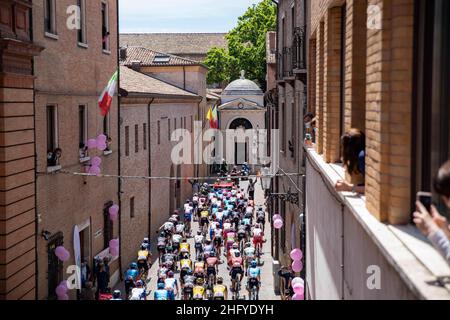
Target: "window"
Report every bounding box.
[191,116,194,132]
[135,124,139,153]
[339,4,347,143]
[413,0,450,217]
[101,2,110,51]
[79,105,88,158]
[157,121,161,145]
[125,126,129,156]
[153,55,170,63]
[77,0,87,44]
[168,119,171,140]
[47,105,59,166]
[281,200,286,252]
[291,100,296,159]
[174,118,177,131]
[143,123,147,150]
[103,202,114,249]
[130,197,135,218]
[44,0,56,35]
[103,114,110,137]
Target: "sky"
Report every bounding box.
[119,0,262,33]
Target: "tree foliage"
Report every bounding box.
[204,0,276,89]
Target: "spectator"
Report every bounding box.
[94,263,109,299]
[80,259,91,288]
[79,143,88,159]
[335,129,366,194]
[247,178,257,200]
[47,148,62,167]
[80,281,95,300]
[414,161,450,263]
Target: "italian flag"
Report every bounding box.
[98,71,118,116]
[207,105,219,129]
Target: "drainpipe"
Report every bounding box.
[183,66,186,90]
[147,98,155,252]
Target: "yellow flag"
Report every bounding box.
[206,106,213,121]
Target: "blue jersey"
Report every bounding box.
[125,269,139,280]
[243,218,251,226]
[248,267,261,279]
[154,289,170,300]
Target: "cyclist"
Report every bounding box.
[252,223,264,257]
[256,207,266,232]
[199,209,209,235]
[130,280,148,300]
[162,247,176,272]
[179,238,190,257]
[165,270,179,299]
[213,225,223,257]
[212,277,228,300]
[237,223,247,248]
[179,252,192,284]
[110,290,122,300]
[184,203,193,235]
[194,256,206,280]
[137,244,150,274]
[203,240,215,259]
[192,278,206,300]
[182,270,196,300]
[229,260,244,294]
[243,242,256,274]
[194,231,204,260]
[206,251,219,287]
[154,282,172,300]
[247,260,261,299]
[124,262,139,297]
[172,232,183,257]
[157,232,167,263]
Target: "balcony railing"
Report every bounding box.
[292,26,306,70]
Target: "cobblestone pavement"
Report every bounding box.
[141,179,280,300]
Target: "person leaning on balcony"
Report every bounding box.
[334,129,366,194]
[414,161,450,263]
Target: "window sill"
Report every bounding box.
[102,49,111,55]
[103,150,113,156]
[44,32,59,40]
[77,42,89,49]
[305,147,450,299]
[47,165,61,173]
[79,156,90,163]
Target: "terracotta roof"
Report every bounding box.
[122,46,206,68]
[120,66,199,99]
[120,33,227,56]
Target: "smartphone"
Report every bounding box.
[416,192,432,211]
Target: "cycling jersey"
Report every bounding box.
[176,224,185,233]
[193,286,205,299]
[172,234,182,244]
[194,262,205,273]
[130,288,146,300]
[253,228,263,237]
[154,289,170,300]
[180,259,192,270]
[248,267,261,279]
[138,250,149,259]
[163,222,174,231]
[213,285,227,298]
[165,278,177,290]
[125,269,139,281]
[184,275,196,285]
[243,218,251,226]
[200,211,209,218]
[180,243,190,252]
[194,235,204,244]
[244,247,256,259]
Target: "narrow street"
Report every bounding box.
[141,179,279,300]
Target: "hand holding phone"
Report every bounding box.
[416,192,432,211]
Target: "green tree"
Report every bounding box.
[205,0,276,88]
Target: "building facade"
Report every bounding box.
[268,0,308,294]
[33,0,120,300]
[119,65,201,271]
[305,0,450,299]
[0,0,43,300]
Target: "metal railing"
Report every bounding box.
[282,47,293,78]
[292,26,306,70]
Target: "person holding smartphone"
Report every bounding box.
[413,161,450,263]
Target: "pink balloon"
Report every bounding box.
[60,250,70,262]
[290,248,303,261]
[55,283,68,296]
[109,239,119,248]
[87,139,97,149]
[97,134,107,144]
[109,204,119,216]
[110,246,119,257]
[91,156,102,167]
[292,293,304,300]
[97,142,107,151]
[293,283,304,295]
[109,211,118,221]
[58,293,70,300]
[89,165,101,176]
[292,260,303,273]
[55,246,65,258]
[273,219,283,229]
[273,214,282,221]
[292,277,304,287]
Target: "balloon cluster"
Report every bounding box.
[109,239,119,257]
[273,214,283,229]
[86,134,108,176]
[290,248,305,300]
[55,280,69,300]
[55,246,70,262]
[108,204,119,221]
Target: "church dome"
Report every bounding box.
[222,71,263,96]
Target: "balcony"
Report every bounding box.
[293,27,307,83]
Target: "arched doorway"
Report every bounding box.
[229,118,253,165]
